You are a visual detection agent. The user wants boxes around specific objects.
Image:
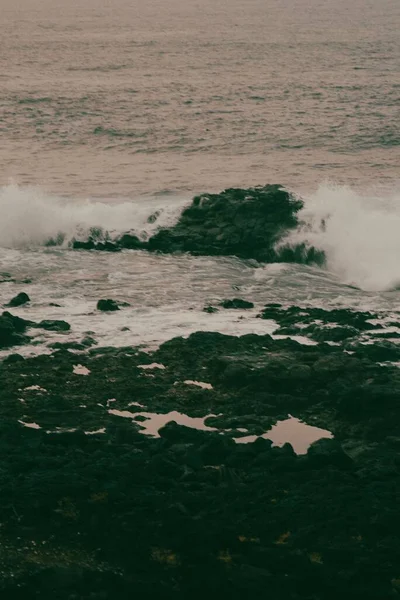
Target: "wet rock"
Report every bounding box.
[73,239,121,252]
[147,185,324,264]
[97,299,120,312]
[37,320,71,331]
[0,311,32,348]
[261,304,381,344]
[260,304,379,331]
[159,421,205,444]
[203,305,219,314]
[117,234,145,250]
[147,210,161,224]
[2,326,400,598]
[6,292,30,307]
[219,298,254,309]
[94,241,121,252]
[72,239,96,250]
[199,436,236,465]
[49,341,85,350]
[3,353,25,364]
[81,336,97,347]
[307,438,353,469]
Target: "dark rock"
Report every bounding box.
[147,185,325,264]
[158,421,205,444]
[2,326,400,598]
[147,210,161,224]
[203,305,219,314]
[3,353,25,364]
[260,304,380,343]
[0,311,32,348]
[97,299,120,312]
[7,292,30,307]
[95,242,121,252]
[72,239,95,250]
[307,438,353,469]
[73,239,121,252]
[81,336,97,347]
[37,320,71,331]
[117,234,145,250]
[48,341,85,350]
[302,324,359,342]
[220,298,254,309]
[199,436,236,465]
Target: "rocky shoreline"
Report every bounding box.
[1,186,400,598]
[1,298,400,598]
[71,185,325,266]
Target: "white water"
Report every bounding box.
[0,184,186,248]
[280,184,400,292]
[1,183,400,358]
[1,183,400,294]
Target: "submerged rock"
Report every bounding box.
[97,299,120,312]
[6,292,30,307]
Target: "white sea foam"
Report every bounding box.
[0,184,186,248]
[281,184,400,292]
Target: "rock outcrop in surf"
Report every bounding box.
[145,185,325,264]
[146,185,324,264]
[73,186,325,265]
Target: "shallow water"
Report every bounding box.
[1,244,399,357]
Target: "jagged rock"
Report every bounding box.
[147,185,324,264]
[7,292,30,307]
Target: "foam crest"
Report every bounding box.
[0,184,186,248]
[281,184,400,291]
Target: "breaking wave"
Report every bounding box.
[1,183,400,292]
[0,184,185,248]
[281,183,400,291]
